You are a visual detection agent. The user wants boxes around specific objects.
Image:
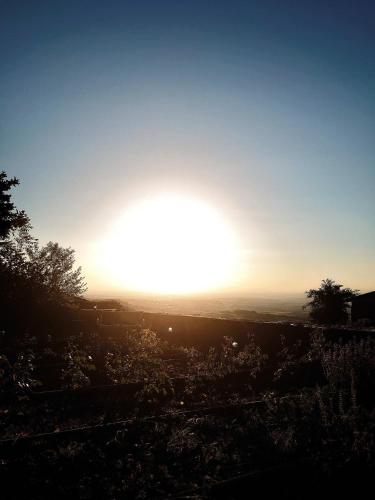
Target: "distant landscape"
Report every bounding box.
[89,294,309,322]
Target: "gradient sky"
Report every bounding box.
[1,0,374,295]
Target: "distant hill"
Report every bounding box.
[76,297,130,311]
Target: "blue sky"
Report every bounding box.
[1,1,374,294]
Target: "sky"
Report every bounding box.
[1,0,374,296]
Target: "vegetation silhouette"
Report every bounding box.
[0,171,86,336]
[0,171,29,239]
[304,278,358,325]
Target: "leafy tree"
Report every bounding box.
[1,230,87,306]
[0,171,29,240]
[27,241,87,298]
[304,278,358,325]
[0,170,86,299]
[0,171,86,333]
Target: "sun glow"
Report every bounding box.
[99,194,238,294]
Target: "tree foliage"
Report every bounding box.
[0,171,29,240]
[304,278,358,325]
[0,170,86,332]
[27,241,87,297]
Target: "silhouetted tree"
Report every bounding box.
[0,171,86,334]
[304,278,358,325]
[1,235,86,298]
[28,241,87,297]
[0,171,29,240]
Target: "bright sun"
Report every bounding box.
[99,194,238,294]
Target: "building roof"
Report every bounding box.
[352,291,375,301]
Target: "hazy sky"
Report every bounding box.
[1,0,374,295]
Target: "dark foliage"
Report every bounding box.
[0,171,29,240]
[1,324,375,499]
[0,172,86,334]
[304,278,358,325]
